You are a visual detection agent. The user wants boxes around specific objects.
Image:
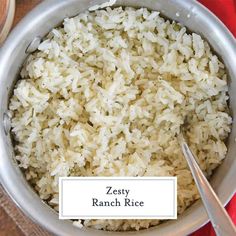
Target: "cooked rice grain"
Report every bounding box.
[9,7,232,231]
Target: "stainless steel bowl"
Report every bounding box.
[0,0,236,235]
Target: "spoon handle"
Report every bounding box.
[179,135,236,236]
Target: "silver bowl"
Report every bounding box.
[0,0,236,235]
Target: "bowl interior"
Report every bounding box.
[0,0,236,236]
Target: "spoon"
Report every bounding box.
[178,131,236,236]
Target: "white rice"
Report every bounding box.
[9,7,232,231]
[89,0,117,11]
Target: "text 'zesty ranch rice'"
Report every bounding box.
[9,7,232,231]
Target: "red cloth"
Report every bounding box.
[199,0,236,37]
[191,1,236,235]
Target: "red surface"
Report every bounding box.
[192,1,236,235]
[199,0,236,37]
